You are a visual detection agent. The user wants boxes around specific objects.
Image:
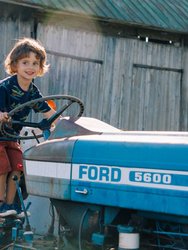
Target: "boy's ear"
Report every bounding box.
[11,62,17,73]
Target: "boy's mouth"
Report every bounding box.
[25,71,35,76]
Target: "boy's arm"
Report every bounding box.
[0,85,10,122]
[43,109,60,125]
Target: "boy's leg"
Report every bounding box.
[6,143,30,218]
[0,142,18,216]
[6,171,21,204]
[0,173,8,202]
[0,142,11,202]
[6,141,23,205]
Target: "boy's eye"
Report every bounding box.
[34,62,39,65]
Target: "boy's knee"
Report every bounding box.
[9,171,22,181]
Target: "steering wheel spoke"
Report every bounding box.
[11,120,40,128]
[47,101,74,124]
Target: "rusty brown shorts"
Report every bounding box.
[0,141,23,174]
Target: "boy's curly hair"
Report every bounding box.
[4,37,49,76]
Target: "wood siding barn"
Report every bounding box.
[37,24,183,131]
[0,1,187,131]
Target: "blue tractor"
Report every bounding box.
[1,95,188,250]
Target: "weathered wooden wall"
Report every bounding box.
[0,6,186,131]
[37,23,183,131]
[0,16,31,78]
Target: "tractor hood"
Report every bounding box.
[23,117,188,216]
[23,116,121,162]
[24,117,188,169]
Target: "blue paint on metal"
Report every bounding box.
[70,136,188,218]
[71,179,188,217]
[72,139,188,170]
[23,118,188,227]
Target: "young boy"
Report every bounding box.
[0,37,56,217]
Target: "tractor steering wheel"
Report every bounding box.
[0,95,84,140]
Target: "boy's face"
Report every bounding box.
[16,52,41,83]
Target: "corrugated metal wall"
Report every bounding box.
[36,22,183,131]
[6,0,188,33]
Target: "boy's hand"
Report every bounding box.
[0,112,10,122]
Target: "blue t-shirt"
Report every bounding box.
[0,75,51,140]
